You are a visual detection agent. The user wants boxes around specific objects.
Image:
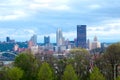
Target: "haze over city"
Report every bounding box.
[0,0,120,43]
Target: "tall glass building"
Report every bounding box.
[30,34,37,46]
[44,36,50,45]
[56,28,64,46]
[77,25,86,48]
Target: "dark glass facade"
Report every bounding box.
[44,36,50,45]
[6,37,10,42]
[77,25,86,48]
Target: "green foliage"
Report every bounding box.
[103,43,120,80]
[38,62,53,80]
[69,48,90,79]
[105,43,120,64]
[0,70,8,80]
[7,67,23,80]
[70,48,88,54]
[14,52,38,80]
[56,59,67,80]
[90,67,106,80]
[116,76,120,80]
[2,43,120,80]
[62,64,78,80]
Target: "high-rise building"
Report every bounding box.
[6,37,15,43]
[91,36,101,49]
[28,40,34,48]
[6,37,10,42]
[77,25,86,48]
[44,36,50,45]
[87,39,92,50]
[56,28,64,46]
[30,34,37,46]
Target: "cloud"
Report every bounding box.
[0,10,27,20]
[29,3,70,11]
[29,0,70,11]
[89,4,101,10]
[0,22,120,43]
[0,0,30,21]
[0,28,37,41]
[0,0,70,21]
[87,19,120,42]
[0,0,120,42]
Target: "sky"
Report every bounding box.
[0,0,120,43]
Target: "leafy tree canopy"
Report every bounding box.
[38,62,53,80]
[62,64,78,80]
[90,67,106,80]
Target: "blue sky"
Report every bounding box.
[0,0,120,43]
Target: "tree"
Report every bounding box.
[90,67,106,80]
[0,70,8,80]
[55,58,67,80]
[116,76,120,80]
[38,62,53,80]
[69,48,90,80]
[103,43,120,80]
[62,64,78,80]
[7,67,23,80]
[14,52,38,80]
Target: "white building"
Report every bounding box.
[91,36,101,50]
[14,44,19,51]
[56,28,65,46]
[31,45,39,54]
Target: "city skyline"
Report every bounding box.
[0,0,120,43]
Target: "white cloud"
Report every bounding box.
[0,0,32,20]
[0,10,27,20]
[63,31,76,40]
[89,4,101,10]
[0,0,70,20]
[0,0,120,43]
[0,28,37,41]
[87,20,120,42]
[0,0,29,20]
[34,0,68,4]
[29,0,70,11]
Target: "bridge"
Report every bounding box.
[0,51,17,61]
[0,51,17,56]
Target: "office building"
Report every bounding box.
[30,34,37,46]
[6,37,15,43]
[77,25,87,48]
[87,39,92,50]
[56,28,64,46]
[91,36,101,49]
[6,37,10,42]
[28,40,34,48]
[44,36,50,45]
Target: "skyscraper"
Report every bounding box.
[87,39,91,50]
[77,25,86,48]
[30,34,37,46]
[6,37,10,42]
[56,28,64,46]
[91,36,101,50]
[44,36,50,45]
